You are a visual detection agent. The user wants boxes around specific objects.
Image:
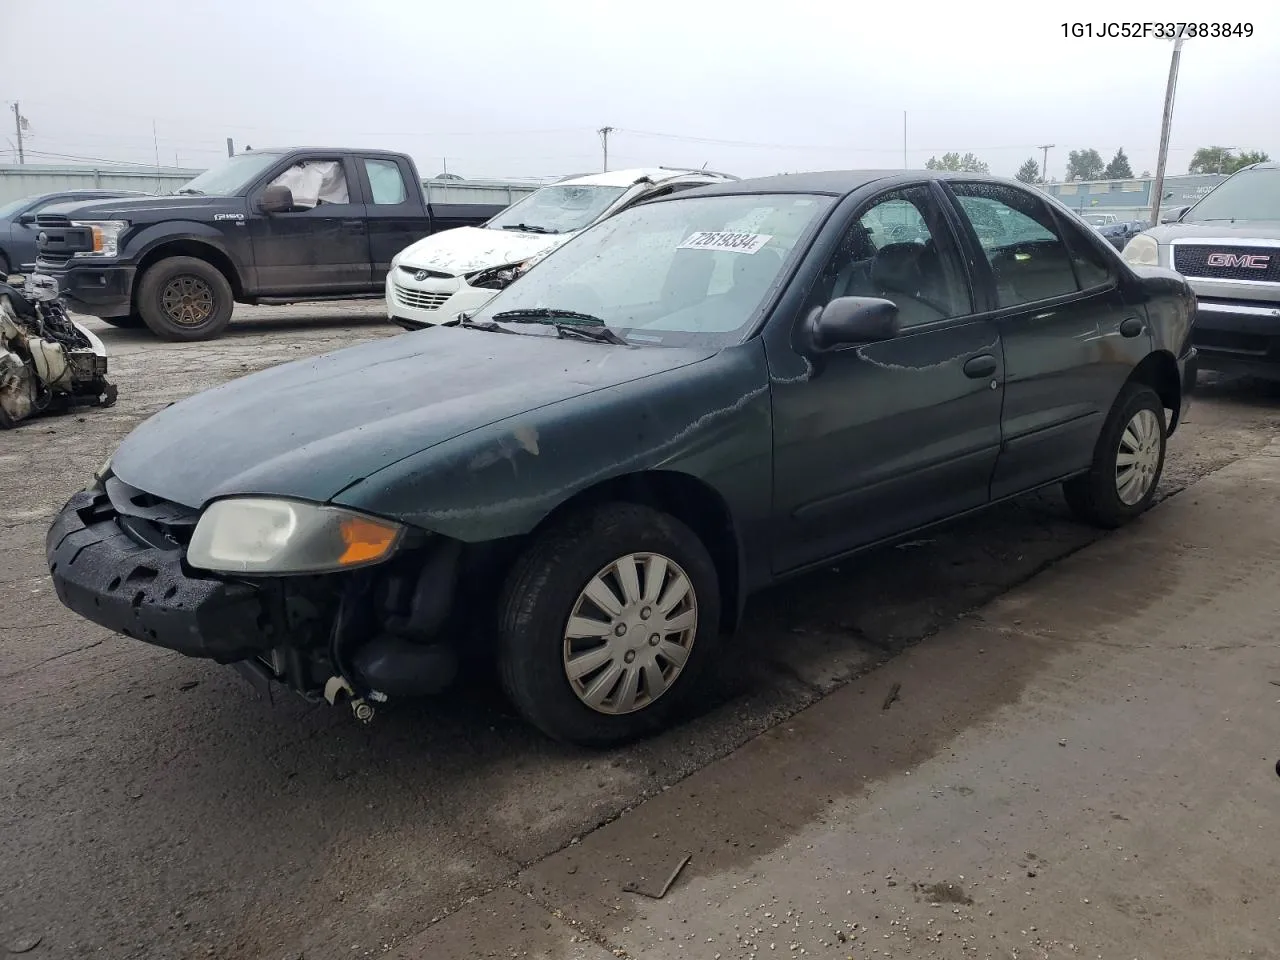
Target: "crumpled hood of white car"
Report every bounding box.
[397,226,570,277]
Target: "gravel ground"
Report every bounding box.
[2,303,1277,959]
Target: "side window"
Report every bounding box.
[951,183,1079,308]
[1057,213,1116,290]
[805,185,972,328]
[268,159,350,210]
[364,159,408,205]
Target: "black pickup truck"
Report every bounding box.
[33,148,506,341]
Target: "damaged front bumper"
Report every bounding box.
[46,479,466,717]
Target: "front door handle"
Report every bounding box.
[1119,316,1145,338]
[963,354,998,379]
[341,219,366,232]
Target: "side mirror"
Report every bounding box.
[17,212,36,225]
[1159,205,1189,224]
[803,296,900,354]
[258,184,294,214]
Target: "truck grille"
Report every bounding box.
[1174,244,1280,283]
[392,282,449,311]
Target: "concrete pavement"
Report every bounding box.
[400,443,1280,959]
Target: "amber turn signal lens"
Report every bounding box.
[338,516,401,565]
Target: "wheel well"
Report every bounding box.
[1127,350,1182,432]
[539,471,744,632]
[133,241,243,306]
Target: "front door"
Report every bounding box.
[247,155,371,294]
[944,181,1153,498]
[767,184,1006,574]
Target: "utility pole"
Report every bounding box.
[11,102,26,164]
[1217,146,1237,175]
[226,137,235,157]
[1037,144,1054,183]
[1149,35,1184,227]
[598,126,614,172]
[443,157,449,176]
[902,112,907,169]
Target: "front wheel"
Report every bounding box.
[497,503,721,747]
[1063,382,1167,528]
[136,256,234,341]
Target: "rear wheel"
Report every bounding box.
[137,256,234,341]
[497,503,721,747]
[1063,382,1166,528]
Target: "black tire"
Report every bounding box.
[99,313,146,329]
[497,502,721,747]
[1063,382,1166,529]
[136,256,234,341]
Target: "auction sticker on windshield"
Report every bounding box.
[678,231,773,254]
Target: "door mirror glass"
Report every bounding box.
[804,296,900,352]
[259,184,294,214]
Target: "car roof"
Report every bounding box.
[556,167,733,188]
[670,169,1036,200]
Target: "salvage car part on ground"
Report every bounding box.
[0,272,116,428]
[47,170,1197,747]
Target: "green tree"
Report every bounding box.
[925,151,989,173]
[1065,148,1105,181]
[1015,157,1041,183]
[1189,146,1271,175]
[1103,148,1133,179]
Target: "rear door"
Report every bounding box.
[942,180,1151,499]
[247,154,371,294]
[357,156,429,285]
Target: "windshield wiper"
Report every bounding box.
[491,308,629,345]
[455,315,518,335]
[174,188,205,196]
[498,223,555,234]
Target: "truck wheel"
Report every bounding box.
[100,314,146,329]
[137,257,233,341]
[497,502,721,747]
[1063,382,1166,529]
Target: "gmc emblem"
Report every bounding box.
[1206,252,1271,270]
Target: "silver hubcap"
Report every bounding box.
[1116,408,1162,505]
[562,552,697,716]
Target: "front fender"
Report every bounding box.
[335,341,774,544]
[123,223,247,276]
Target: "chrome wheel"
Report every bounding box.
[1115,407,1162,505]
[562,552,697,716]
[160,275,215,326]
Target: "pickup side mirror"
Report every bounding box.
[802,296,900,354]
[258,184,294,214]
[1160,205,1189,224]
[17,212,37,225]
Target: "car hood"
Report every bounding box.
[396,225,569,277]
[37,194,239,220]
[1144,220,1280,243]
[109,328,716,510]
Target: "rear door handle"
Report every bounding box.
[1119,316,1145,338]
[963,354,998,379]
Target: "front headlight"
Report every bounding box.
[187,498,405,575]
[466,260,531,291]
[1121,234,1159,267]
[71,220,129,258]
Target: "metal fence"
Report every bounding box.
[1038,173,1229,221]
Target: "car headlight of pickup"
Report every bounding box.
[1121,234,1159,267]
[71,220,129,258]
[467,260,531,291]
[187,498,406,575]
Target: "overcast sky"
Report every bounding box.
[3,0,1277,182]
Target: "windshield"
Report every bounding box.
[176,152,284,197]
[486,184,629,234]
[1185,168,1280,222]
[471,193,834,348]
